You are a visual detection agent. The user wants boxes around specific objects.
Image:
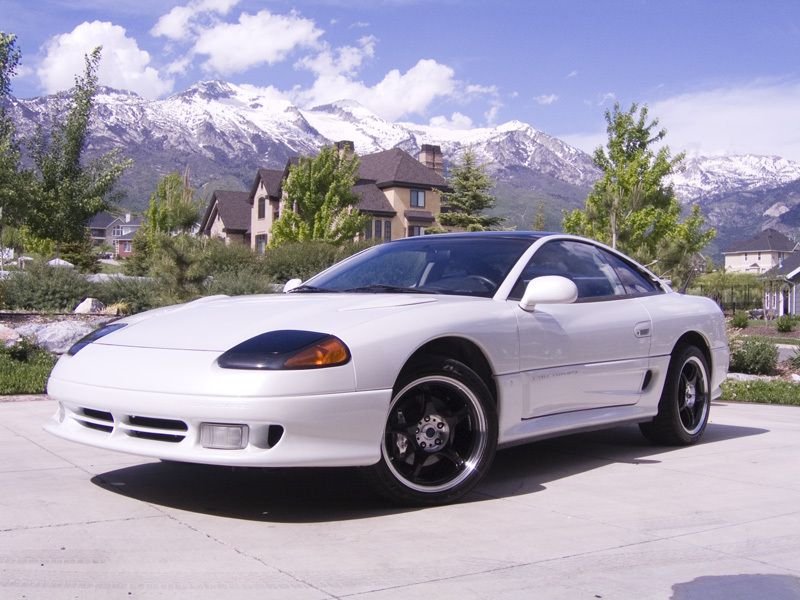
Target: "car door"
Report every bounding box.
[511,240,653,419]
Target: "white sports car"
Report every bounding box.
[45,232,729,505]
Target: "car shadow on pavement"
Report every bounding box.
[473,418,769,500]
[90,417,768,523]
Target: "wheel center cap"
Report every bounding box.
[415,414,449,453]
[685,382,697,409]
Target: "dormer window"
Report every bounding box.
[410,190,425,208]
[258,197,266,219]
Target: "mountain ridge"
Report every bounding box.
[8,80,800,259]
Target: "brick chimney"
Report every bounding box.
[419,144,443,176]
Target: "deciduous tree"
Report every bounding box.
[562,103,714,283]
[26,47,131,256]
[270,144,369,246]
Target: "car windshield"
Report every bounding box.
[300,235,537,298]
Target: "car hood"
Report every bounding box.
[93,293,456,352]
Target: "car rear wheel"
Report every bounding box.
[639,345,711,445]
[367,358,498,506]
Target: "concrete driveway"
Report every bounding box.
[2,397,799,600]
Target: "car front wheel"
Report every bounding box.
[640,345,711,446]
[367,358,498,506]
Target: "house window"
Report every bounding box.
[255,234,267,254]
[112,225,123,236]
[364,224,372,240]
[258,197,266,220]
[409,226,425,237]
[122,241,132,253]
[410,190,425,208]
[384,221,391,241]
[758,252,762,260]
[375,220,382,239]
[744,253,748,261]
[273,209,280,221]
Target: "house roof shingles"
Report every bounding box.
[357,148,448,191]
[201,190,251,234]
[725,228,798,254]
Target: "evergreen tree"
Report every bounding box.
[26,47,131,256]
[437,147,505,231]
[562,103,714,283]
[270,144,369,247]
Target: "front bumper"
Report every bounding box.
[45,377,392,468]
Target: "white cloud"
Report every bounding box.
[429,112,473,130]
[292,55,458,122]
[534,94,558,105]
[194,10,323,74]
[563,79,800,163]
[649,80,800,162]
[567,70,578,78]
[38,21,173,98]
[151,0,240,41]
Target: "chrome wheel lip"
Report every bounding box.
[382,375,489,494]
[679,356,709,436]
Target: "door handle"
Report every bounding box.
[634,322,651,338]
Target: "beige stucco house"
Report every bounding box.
[723,228,798,274]
[201,143,450,252]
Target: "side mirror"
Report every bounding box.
[283,278,302,293]
[518,275,578,312]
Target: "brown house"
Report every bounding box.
[202,144,450,252]
[198,190,252,245]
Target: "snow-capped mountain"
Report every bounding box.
[669,155,800,202]
[8,80,800,254]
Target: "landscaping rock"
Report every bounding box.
[0,324,21,345]
[74,297,105,314]
[14,321,96,354]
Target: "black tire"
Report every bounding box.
[639,345,711,446]
[366,357,498,506]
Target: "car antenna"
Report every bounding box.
[680,268,697,294]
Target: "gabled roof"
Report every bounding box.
[724,228,798,254]
[357,148,449,191]
[87,211,118,229]
[352,181,396,216]
[200,190,251,234]
[249,168,284,202]
[766,251,800,280]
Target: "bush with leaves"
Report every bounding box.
[775,314,796,333]
[730,312,749,329]
[1,260,96,311]
[0,337,57,394]
[729,336,779,376]
[94,275,161,314]
[261,240,375,283]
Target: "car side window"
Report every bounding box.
[510,240,627,302]
[602,251,663,296]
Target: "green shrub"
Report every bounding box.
[721,379,800,406]
[1,261,97,311]
[775,314,795,333]
[730,312,749,329]
[0,338,57,394]
[729,337,779,375]
[95,275,162,314]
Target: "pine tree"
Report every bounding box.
[437,148,505,231]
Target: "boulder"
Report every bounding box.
[0,324,21,345]
[14,321,96,354]
[74,298,106,314]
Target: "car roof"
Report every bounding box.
[390,231,552,244]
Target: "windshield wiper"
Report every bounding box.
[287,284,343,293]
[344,284,438,294]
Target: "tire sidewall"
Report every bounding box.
[369,357,498,506]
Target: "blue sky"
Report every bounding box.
[5,0,800,161]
